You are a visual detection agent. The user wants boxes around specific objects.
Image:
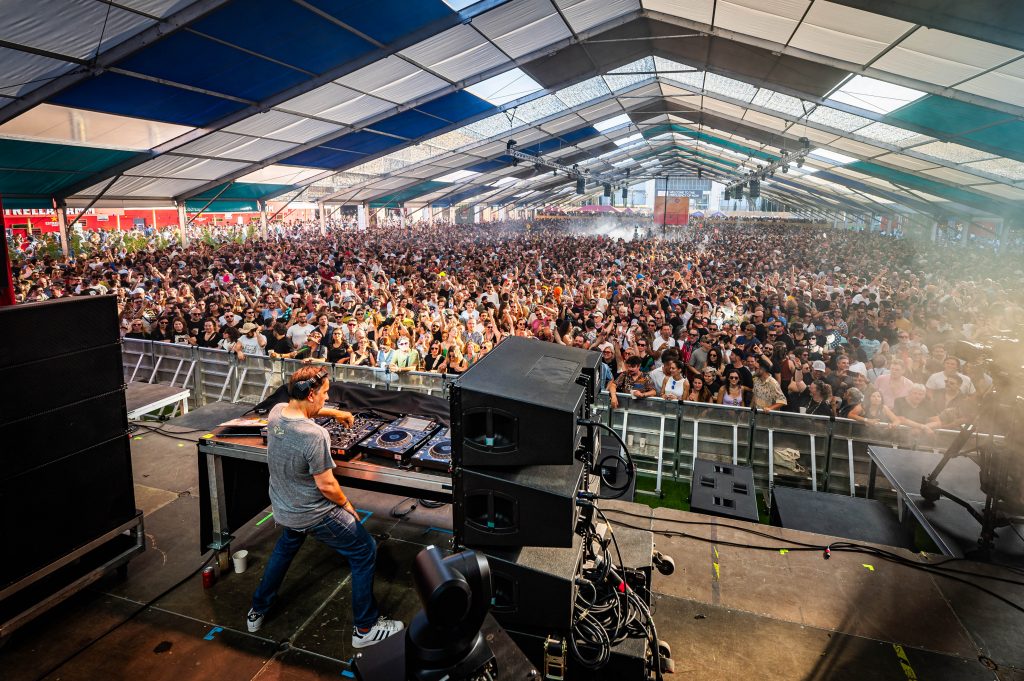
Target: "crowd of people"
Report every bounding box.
[9,214,1023,432]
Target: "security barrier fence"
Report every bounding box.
[124,339,990,502]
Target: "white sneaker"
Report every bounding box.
[246,608,264,633]
[352,616,404,648]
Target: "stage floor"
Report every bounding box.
[2,402,1021,680]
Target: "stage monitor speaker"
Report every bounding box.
[1,437,136,586]
[455,460,586,548]
[485,531,586,634]
[451,338,596,467]
[689,458,759,523]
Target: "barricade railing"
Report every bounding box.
[124,341,1000,504]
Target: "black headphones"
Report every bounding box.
[290,369,328,400]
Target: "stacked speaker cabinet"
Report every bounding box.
[450,337,600,639]
[451,337,599,549]
[0,296,143,631]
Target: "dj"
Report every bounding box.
[246,366,404,648]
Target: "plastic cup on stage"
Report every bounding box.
[232,549,249,574]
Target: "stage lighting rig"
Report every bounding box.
[724,142,811,194]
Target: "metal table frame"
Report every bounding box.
[199,434,453,551]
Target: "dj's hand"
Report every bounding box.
[335,411,355,427]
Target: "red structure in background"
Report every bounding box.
[2,207,263,239]
[0,197,16,306]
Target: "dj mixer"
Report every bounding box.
[410,427,452,472]
[314,412,389,459]
[357,415,441,463]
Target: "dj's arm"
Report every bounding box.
[316,407,354,427]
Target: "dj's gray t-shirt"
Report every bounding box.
[266,403,335,530]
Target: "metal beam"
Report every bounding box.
[0,0,236,126]
[172,9,643,202]
[644,9,1024,119]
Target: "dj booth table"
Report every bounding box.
[198,427,453,552]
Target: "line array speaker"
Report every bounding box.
[454,460,587,548]
[451,338,595,468]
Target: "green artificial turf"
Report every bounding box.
[634,474,771,523]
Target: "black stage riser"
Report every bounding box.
[451,337,597,467]
[454,460,585,548]
[0,437,136,586]
[689,458,760,523]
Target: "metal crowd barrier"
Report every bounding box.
[122,339,449,409]
[123,340,997,501]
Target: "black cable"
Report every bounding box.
[127,422,210,443]
[578,420,636,499]
[389,497,417,519]
[602,506,1024,584]
[603,513,1024,614]
[418,499,446,509]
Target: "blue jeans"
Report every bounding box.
[251,506,379,629]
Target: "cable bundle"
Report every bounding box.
[569,508,664,680]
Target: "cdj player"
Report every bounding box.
[313,412,389,460]
[357,415,441,463]
[410,427,453,472]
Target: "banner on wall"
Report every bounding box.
[653,196,689,225]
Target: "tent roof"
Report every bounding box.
[1,0,1022,217]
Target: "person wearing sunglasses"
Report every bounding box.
[388,337,420,374]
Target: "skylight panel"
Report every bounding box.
[614,133,643,146]
[827,75,926,115]
[512,94,566,124]
[594,113,632,132]
[854,122,934,147]
[603,57,655,91]
[466,68,543,106]
[555,77,611,108]
[811,148,858,165]
[964,158,1024,181]
[494,176,520,186]
[750,89,808,117]
[806,105,874,132]
[441,0,477,10]
[703,73,757,102]
[913,141,996,164]
[436,169,480,183]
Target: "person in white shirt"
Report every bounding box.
[651,323,677,369]
[286,312,315,350]
[233,322,267,360]
[925,356,975,398]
